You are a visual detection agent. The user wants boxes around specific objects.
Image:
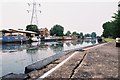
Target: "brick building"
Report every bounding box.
[39,28,50,37]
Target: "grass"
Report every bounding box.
[104,38,115,42]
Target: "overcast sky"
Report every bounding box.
[0,0,119,36]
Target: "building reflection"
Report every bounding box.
[1,43,26,53]
[71,40,78,46]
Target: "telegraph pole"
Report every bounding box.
[27,0,41,25]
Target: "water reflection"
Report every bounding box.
[26,43,39,54]
[1,43,26,53]
[1,39,97,52]
[0,39,97,77]
[50,42,64,53]
[84,39,96,44]
[78,39,84,44]
[37,42,49,50]
[66,42,71,47]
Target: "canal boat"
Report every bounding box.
[40,36,72,42]
[0,29,36,43]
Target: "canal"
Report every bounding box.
[0,39,98,77]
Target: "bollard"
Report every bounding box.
[116,38,120,47]
[97,37,102,43]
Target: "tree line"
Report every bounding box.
[102,11,120,39]
[25,24,97,38]
[64,30,96,38]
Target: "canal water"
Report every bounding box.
[0,39,97,77]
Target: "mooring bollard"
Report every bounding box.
[97,37,102,43]
[116,38,120,47]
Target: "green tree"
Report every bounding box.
[72,31,77,35]
[26,24,39,36]
[112,11,120,38]
[65,30,71,36]
[91,32,97,38]
[72,31,79,36]
[79,32,83,38]
[50,24,64,36]
[84,33,91,37]
[102,11,120,38]
[102,21,115,38]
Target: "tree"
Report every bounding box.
[72,31,79,36]
[84,33,91,37]
[50,24,64,36]
[26,24,39,36]
[65,31,71,36]
[102,21,115,38]
[79,32,83,38]
[72,31,77,35]
[102,11,120,39]
[91,32,97,38]
[112,11,120,38]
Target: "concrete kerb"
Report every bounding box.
[37,51,79,79]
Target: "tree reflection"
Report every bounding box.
[91,39,96,44]
[78,39,84,44]
[26,43,39,54]
[66,42,71,47]
[84,39,90,43]
[50,42,63,53]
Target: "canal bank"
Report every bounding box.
[33,42,118,80]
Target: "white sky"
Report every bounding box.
[0,0,119,36]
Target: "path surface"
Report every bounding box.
[41,42,119,79]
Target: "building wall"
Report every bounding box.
[39,28,50,37]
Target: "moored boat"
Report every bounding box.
[0,29,36,43]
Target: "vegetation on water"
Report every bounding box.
[102,11,120,39]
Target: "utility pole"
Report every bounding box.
[27,0,41,26]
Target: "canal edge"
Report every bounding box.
[37,51,79,79]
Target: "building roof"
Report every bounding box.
[0,29,36,34]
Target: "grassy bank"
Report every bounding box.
[104,38,115,42]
